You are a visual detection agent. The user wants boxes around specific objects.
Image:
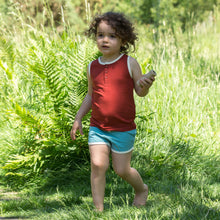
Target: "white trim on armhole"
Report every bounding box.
[127,56,133,78]
[88,61,92,77]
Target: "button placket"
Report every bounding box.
[104,64,108,84]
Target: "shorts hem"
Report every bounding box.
[111,147,134,154]
[88,142,111,147]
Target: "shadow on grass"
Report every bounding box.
[1,138,219,219]
[0,216,29,220]
[0,163,91,219]
[127,138,220,219]
[0,217,29,220]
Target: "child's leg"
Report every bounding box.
[111,151,148,206]
[89,144,110,211]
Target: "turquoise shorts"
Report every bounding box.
[88,126,137,154]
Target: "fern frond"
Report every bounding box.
[26,46,67,115]
[3,152,44,175]
[0,37,15,80]
[7,102,52,133]
[0,37,15,66]
[0,59,13,80]
[13,102,40,127]
[63,39,100,123]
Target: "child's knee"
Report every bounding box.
[91,160,109,173]
[113,166,130,178]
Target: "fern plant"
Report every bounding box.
[0,28,99,185]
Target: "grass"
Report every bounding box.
[0,160,219,219]
[0,6,220,220]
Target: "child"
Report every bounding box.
[70,12,155,212]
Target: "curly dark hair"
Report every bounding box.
[86,12,138,54]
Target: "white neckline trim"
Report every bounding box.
[98,54,124,65]
[89,54,133,78]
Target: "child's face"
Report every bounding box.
[96,20,122,58]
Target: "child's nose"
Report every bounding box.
[103,36,109,42]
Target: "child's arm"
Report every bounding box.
[70,66,93,140]
[129,57,155,97]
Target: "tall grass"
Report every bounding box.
[132,10,220,219]
[0,5,220,220]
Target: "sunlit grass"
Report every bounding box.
[0,6,220,220]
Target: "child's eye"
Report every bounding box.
[110,35,116,38]
[97,33,103,37]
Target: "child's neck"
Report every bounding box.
[101,53,122,63]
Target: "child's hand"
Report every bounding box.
[137,70,156,89]
[70,119,84,140]
[138,75,155,89]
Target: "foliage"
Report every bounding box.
[1,0,219,35]
[0,0,86,34]
[0,20,100,185]
[139,0,219,30]
[0,3,219,220]
[0,6,219,220]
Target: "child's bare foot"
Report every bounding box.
[94,205,104,212]
[133,184,148,207]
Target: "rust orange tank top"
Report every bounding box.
[89,54,136,131]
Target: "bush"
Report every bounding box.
[0,20,99,186]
